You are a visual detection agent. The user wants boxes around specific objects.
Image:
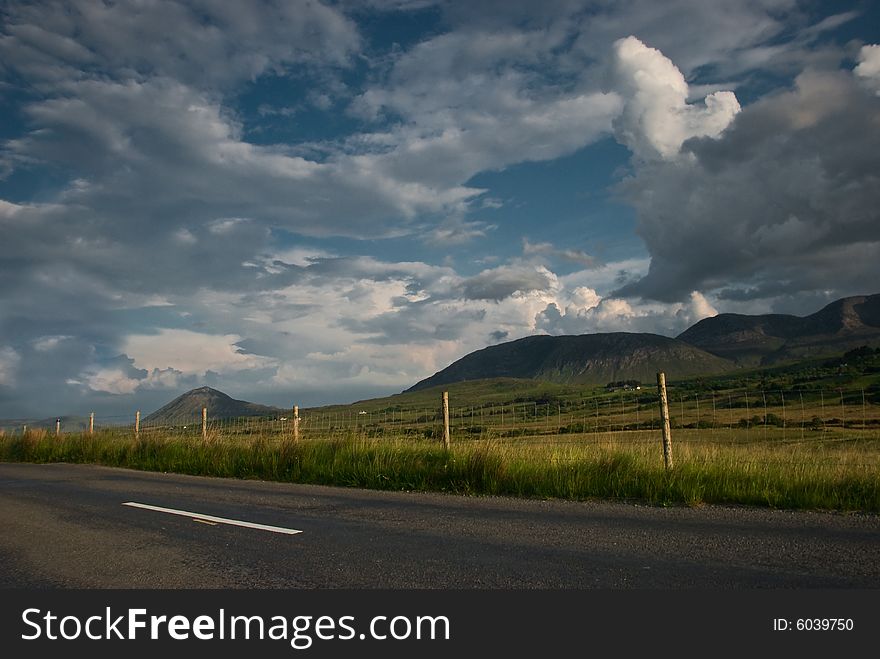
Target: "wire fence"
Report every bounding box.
[6,387,880,447]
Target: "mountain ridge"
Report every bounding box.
[406,331,736,391]
[677,294,880,365]
[408,294,880,391]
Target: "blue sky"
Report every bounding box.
[1,0,879,417]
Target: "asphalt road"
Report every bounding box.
[1,462,878,588]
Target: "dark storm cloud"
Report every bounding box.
[615,66,880,304]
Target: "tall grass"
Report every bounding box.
[2,429,878,512]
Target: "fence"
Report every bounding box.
[7,385,880,448]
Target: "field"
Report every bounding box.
[2,398,878,512]
[3,350,880,512]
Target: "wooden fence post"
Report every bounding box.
[657,372,674,470]
[89,412,95,436]
[293,405,300,442]
[202,407,207,440]
[135,410,141,437]
[442,391,451,449]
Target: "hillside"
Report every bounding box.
[143,386,286,424]
[677,294,880,366]
[406,332,737,392]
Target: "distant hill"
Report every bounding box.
[677,294,880,366]
[143,386,286,424]
[406,332,737,392]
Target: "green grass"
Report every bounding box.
[2,427,878,512]
[5,347,878,511]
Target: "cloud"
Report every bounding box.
[615,63,880,302]
[571,0,835,81]
[855,44,880,95]
[122,329,276,376]
[349,26,623,190]
[273,341,464,390]
[610,36,740,159]
[535,290,717,336]
[207,217,252,235]
[688,291,718,320]
[32,335,73,352]
[0,0,361,89]
[522,239,600,268]
[6,77,485,245]
[77,367,142,395]
[423,217,497,246]
[0,347,21,387]
[458,264,557,301]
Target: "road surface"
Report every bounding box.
[1,462,878,588]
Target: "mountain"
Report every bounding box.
[406,332,737,392]
[677,294,880,366]
[143,386,286,424]
[406,295,880,391]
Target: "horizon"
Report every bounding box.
[2,1,879,418]
[6,290,877,420]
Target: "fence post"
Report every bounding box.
[135,410,140,437]
[202,407,207,440]
[657,372,674,470]
[441,391,451,449]
[293,405,300,442]
[55,418,61,438]
[89,412,95,435]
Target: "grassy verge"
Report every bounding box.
[1,429,878,512]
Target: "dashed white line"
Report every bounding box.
[122,501,302,535]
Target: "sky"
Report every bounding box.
[1,0,879,417]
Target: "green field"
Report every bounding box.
[2,422,878,512]
[3,348,879,512]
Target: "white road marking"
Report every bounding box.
[122,501,302,535]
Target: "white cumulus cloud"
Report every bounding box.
[79,368,141,395]
[122,329,276,376]
[855,44,880,95]
[610,36,741,159]
[535,290,717,337]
